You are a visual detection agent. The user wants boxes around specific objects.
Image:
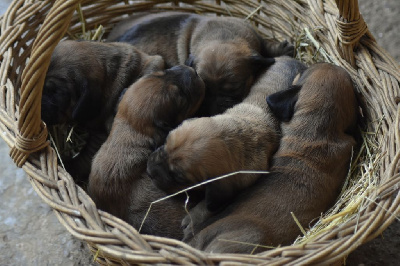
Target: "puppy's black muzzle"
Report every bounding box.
[147,145,192,194]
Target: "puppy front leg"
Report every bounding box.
[64,131,108,187]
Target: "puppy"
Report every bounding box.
[181,63,358,253]
[147,57,307,217]
[108,12,294,116]
[88,65,205,239]
[41,40,164,184]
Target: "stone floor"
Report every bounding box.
[0,0,398,265]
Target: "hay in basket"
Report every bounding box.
[0,0,399,264]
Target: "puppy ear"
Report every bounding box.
[248,54,275,71]
[266,85,302,122]
[72,78,102,124]
[184,54,196,68]
[142,55,165,75]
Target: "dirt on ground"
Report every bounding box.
[0,0,398,265]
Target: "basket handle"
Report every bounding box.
[334,0,370,67]
[10,0,82,167]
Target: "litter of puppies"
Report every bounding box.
[42,11,362,254]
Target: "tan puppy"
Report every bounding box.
[41,40,164,184]
[108,12,294,116]
[88,65,205,239]
[147,57,307,219]
[181,63,358,253]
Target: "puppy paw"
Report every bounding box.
[182,213,195,241]
[264,39,295,58]
[278,40,295,57]
[181,200,212,242]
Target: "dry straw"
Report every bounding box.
[0,0,399,265]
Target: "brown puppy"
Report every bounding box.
[88,65,205,239]
[108,12,293,116]
[41,40,164,184]
[147,57,307,216]
[181,63,358,253]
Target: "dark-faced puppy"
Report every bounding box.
[108,12,294,116]
[147,57,307,234]
[42,40,164,128]
[88,65,205,239]
[182,63,358,253]
[42,40,164,183]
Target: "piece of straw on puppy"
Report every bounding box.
[108,12,294,116]
[88,65,205,239]
[181,63,358,254]
[147,57,307,232]
[41,40,164,184]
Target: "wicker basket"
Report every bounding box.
[0,0,399,264]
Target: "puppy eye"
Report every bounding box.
[154,120,173,132]
[222,84,233,91]
[222,82,241,93]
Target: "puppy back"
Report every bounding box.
[109,12,201,66]
[291,63,358,137]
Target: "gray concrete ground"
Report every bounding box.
[0,0,398,265]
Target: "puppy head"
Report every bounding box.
[267,63,358,135]
[118,65,205,140]
[147,117,239,194]
[41,40,105,126]
[188,41,274,116]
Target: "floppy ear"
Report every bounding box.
[72,78,102,124]
[184,54,196,68]
[142,55,165,75]
[248,54,275,71]
[266,85,302,122]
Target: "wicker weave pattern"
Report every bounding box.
[0,0,399,264]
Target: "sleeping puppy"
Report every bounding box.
[42,40,164,129]
[181,63,358,253]
[88,65,205,239]
[108,12,294,116]
[147,57,307,216]
[41,40,164,184]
